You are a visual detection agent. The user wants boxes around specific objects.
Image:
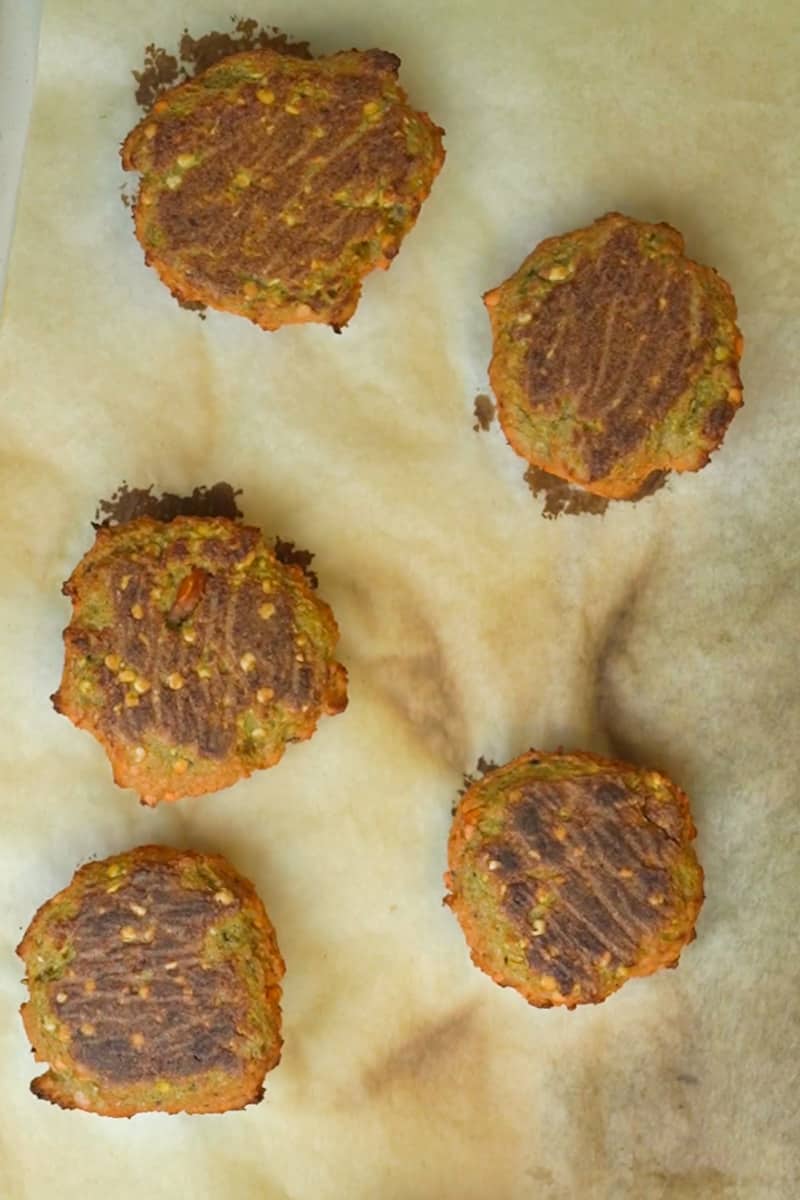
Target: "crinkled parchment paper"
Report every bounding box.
[0,2,798,1197]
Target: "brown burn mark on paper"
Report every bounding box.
[273,539,318,590]
[379,638,466,769]
[558,991,724,1196]
[363,1003,477,1098]
[93,484,319,589]
[358,1000,513,1191]
[593,567,645,766]
[344,574,468,768]
[132,17,312,111]
[592,540,663,767]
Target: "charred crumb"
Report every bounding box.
[472,394,495,432]
[627,470,669,500]
[456,755,499,805]
[524,464,668,518]
[273,538,318,589]
[178,17,312,76]
[176,297,208,318]
[94,484,244,529]
[525,467,610,519]
[456,775,475,805]
[133,44,180,110]
[132,18,311,112]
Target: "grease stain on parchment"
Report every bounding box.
[634,1165,737,1198]
[349,996,526,1198]
[341,570,468,768]
[559,981,719,1197]
[592,543,663,766]
[376,637,466,768]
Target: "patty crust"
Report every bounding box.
[17,845,284,1116]
[122,46,445,330]
[484,212,743,499]
[445,750,704,1008]
[53,515,347,805]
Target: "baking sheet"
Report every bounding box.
[1,2,799,1197]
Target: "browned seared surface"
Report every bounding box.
[53,516,347,804]
[122,47,445,330]
[17,845,284,1116]
[484,213,743,498]
[48,865,239,1082]
[446,750,704,1008]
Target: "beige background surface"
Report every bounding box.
[0,1,798,1197]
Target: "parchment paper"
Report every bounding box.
[1,2,798,1198]
[0,0,41,298]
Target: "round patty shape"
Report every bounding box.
[121,47,445,330]
[17,846,284,1116]
[53,516,348,805]
[484,212,743,499]
[446,750,704,1008]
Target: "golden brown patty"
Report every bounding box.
[53,515,347,805]
[484,212,743,499]
[121,47,445,330]
[446,750,704,1008]
[17,845,284,1116]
